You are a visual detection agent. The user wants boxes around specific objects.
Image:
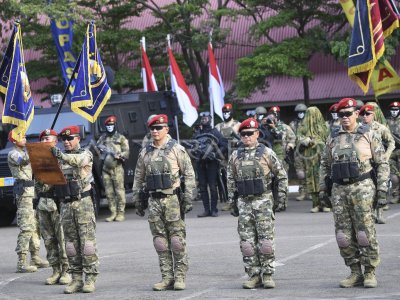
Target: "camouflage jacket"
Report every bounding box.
[369,121,395,161]
[96,131,130,160]
[387,116,400,147]
[215,119,240,139]
[270,121,296,158]
[8,146,34,197]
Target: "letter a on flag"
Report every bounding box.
[141,38,158,92]
[70,22,111,122]
[168,46,198,127]
[208,42,225,121]
[0,23,34,142]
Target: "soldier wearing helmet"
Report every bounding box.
[96,115,130,222]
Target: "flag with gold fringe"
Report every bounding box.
[348,0,400,93]
[0,22,34,142]
[69,22,111,122]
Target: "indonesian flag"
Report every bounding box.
[208,42,225,120]
[168,47,198,127]
[141,45,158,92]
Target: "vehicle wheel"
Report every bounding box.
[0,208,16,227]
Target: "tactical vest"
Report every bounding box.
[145,139,176,191]
[235,144,267,196]
[221,125,234,139]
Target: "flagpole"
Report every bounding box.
[208,30,214,128]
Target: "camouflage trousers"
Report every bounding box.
[237,193,275,277]
[389,149,400,198]
[102,165,126,214]
[148,194,188,280]
[38,203,68,267]
[61,196,99,275]
[294,150,306,193]
[331,178,380,268]
[15,196,40,255]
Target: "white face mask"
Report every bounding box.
[331,113,338,120]
[106,125,115,133]
[223,112,231,120]
[297,112,305,119]
[390,110,399,118]
[257,114,265,122]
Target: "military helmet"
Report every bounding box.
[294,104,307,112]
[255,106,267,115]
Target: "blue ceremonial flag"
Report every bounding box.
[70,22,111,122]
[0,23,34,141]
[50,19,77,98]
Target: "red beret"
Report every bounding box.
[269,106,280,113]
[329,103,338,112]
[390,101,400,108]
[147,114,168,127]
[239,118,259,132]
[336,98,356,111]
[223,103,233,111]
[59,125,80,137]
[39,129,58,140]
[104,115,117,125]
[359,104,375,114]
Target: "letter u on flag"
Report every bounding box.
[141,38,158,92]
[168,46,198,127]
[70,22,111,122]
[0,23,34,142]
[208,42,225,121]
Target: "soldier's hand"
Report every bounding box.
[183,202,192,214]
[376,190,387,208]
[50,147,63,159]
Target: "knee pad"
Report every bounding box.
[259,239,274,255]
[240,241,255,257]
[171,236,184,253]
[65,242,77,257]
[83,241,96,256]
[336,230,350,248]
[356,231,369,247]
[153,236,168,252]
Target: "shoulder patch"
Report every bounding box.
[357,123,370,134]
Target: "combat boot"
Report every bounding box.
[16,254,37,273]
[105,211,117,222]
[262,274,275,289]
[114,212,125,222]
[322,207,331,212]
[30,252,49,268]
[363,267,378,288]
[310,207,319,213]
[375,208,386,224]
[221,203,231,211]
[59,264,71,285]
[296,187,306,201]
[174,277,186,291]
[339,263,364,288]
[242,275,261,289]
[64,273,83,294]
[45,265,61,285]
[82,274,97,293]
[153,278,174,291]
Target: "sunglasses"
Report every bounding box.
[338,111,354,118]
[199,112,211,117]
[149,125,166,131]
[360,112,373,116]
[61,135,76,141]
[240,131,256,137]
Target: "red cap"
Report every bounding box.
[39,129,58,140]
[59,125,80,137]
[390,101,400,108]
[269,106,280,113]
[239,118,259,132]
[147,114,168,127]
[8,131,16,143]
[223,103,233,111]
[359,104,375,114]
[104,115,117,125]
[329,103,338,112]
[336,98,356,111]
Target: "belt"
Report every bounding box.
[150,188,179,199]
[15,180,35,187]
[61,190,92,203]
[332,172,372,185]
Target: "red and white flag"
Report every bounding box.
[168,47,198,127]
[208,42,225,120]
[141,42,158,92]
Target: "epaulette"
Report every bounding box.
[357,123,370,134]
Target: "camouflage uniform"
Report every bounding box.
[227,143,288,282]
[289,118,306,199]
[387,116,400,202]
[96,131,129,220]
[270,121,295,172]
[215,118,240,141]
[326,119,341,133]
[320,124,389,272]
[132,136,196,288]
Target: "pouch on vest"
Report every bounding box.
[13,181,24,196]
[69,180,80,198]
[236,178,265,196]
[332,161,360,181]
[54,184,70,198]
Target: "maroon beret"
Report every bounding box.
[359,104,375,114]
[147,114,168,127]
[329,103,338,112]
[268,106,280,113]
[390,101,400,108]
[104,115,117,125]
[239,118,259,132]
[59,125,80,137]
[337,98,356,111]
[223,103,233,111]
[39,129,58,140]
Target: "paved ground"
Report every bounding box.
[0,194,399,300]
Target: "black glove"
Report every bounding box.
[229,199,239,217]
[51,147,63,159]
[376,190,387,208]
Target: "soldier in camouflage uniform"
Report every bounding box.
[289,104,307,201]
[387,101,400,203]
[36,129,70,285]
[132,114,196,291]
[228,118,287,289]
[96,116,129,222]
[326,103,341,134]
[320,98,389,288]
[51,126,99,294]
[8,131,48,273]
[361,104,394,224]
[298,107,330,213]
